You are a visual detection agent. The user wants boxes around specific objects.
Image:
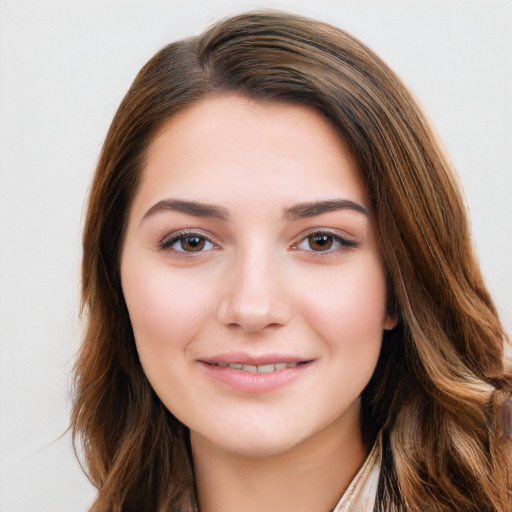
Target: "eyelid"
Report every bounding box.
[292,228,357,253]
[159,228,219,253]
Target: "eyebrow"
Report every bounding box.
[141,199,231,223]
[141,197,370,225]
[283,198,370,220]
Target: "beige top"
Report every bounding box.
[332,434,381,512]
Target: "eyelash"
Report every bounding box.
[159,229,357,257]
[293,230,357,254]
[159,229,217,255]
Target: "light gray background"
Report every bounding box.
[0,1,510,510]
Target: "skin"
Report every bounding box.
[121,94,395,512]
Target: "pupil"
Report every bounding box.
[309,234,332,251]
[182,236,204,251]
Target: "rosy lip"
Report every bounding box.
[198,355,313,394]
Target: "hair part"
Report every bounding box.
[72,10,512,511]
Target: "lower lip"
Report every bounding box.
[198,362,312,393]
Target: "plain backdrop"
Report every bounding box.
[0,1,510,510]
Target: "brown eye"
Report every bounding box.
[180,235,206,252]
[308,234,333,251]
[295,231,356,253]
[160,232,215,253]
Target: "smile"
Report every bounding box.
[213,362,300,373]
[200,358,313,393]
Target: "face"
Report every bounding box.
[121,94,394,458]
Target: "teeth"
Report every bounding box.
[257,364,275,374]
[220,362,300,373]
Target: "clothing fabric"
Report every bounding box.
[332,433,382,512]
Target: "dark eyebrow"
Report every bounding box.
[283,199,370,220]
[141,199,231,224]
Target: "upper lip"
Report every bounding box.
[199,352,311,366]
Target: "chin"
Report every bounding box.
[191,425,309,459]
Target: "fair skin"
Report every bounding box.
[121,94,395,512]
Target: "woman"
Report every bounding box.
[71,10,512,512]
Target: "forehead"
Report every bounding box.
[133,94,369,218]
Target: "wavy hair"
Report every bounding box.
[71,10,512,511]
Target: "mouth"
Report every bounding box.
[198,356,313,393]
[208,361,308,373]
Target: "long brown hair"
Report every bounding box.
[72,10,512,511]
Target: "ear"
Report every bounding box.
[383,313,398,331]
[384,278,399,331]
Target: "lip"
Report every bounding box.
[198,352,313,394]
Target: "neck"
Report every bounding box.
[191,403,367,512]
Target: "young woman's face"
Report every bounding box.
[121,95,394,458]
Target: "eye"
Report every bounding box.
[295,231,356,253]
[160,231,216,253]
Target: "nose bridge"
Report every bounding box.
[216,241,291,332]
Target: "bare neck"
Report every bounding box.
[191,404,367,512]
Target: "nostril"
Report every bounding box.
[219,305,291,333]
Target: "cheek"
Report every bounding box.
[121,259,215,359]
[297,255,388,353]
[121,258,222,415]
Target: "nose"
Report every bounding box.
[216,250,292,333]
